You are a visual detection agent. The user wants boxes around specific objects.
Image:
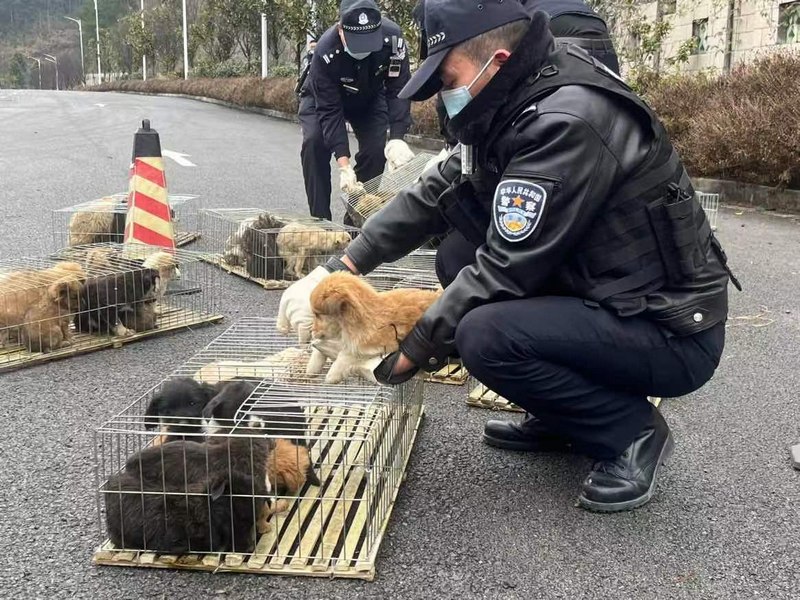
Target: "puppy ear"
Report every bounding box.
[305,462,322,487]
[144,394,164,429]
[48,279,73,303]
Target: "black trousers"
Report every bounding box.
[436,231,726,459]
[299,95,388,222]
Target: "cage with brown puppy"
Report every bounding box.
[93,316,425,580]
[0,242,223,373]
[51,192,202,251]
[198,208,357,290]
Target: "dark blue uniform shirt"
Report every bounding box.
[301,19,412,159]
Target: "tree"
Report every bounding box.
[9,52,28,88]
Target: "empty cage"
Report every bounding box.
[52,193,202,251]
[93,317,424,579]
[0,243,223,372]
[198,208,358,289]
[697,191,720,231]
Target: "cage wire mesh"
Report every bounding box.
[51,192,202,252]
[93,317,424,579]
[198,208,357,290]
[0,242,223,373]
[341,152,436,227]
[697,191,720,230]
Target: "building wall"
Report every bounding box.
[620,0,800,73]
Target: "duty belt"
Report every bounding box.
[555,37,615,53]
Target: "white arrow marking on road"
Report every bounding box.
[95,103,105,107]
[162,150,197,168]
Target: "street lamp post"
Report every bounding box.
[182,0,189,79]
[93,0,102,83]
[141,0,147,80]
[26,56,42,89]
[261,13,268,79]
[64,17,85,84]
[43,53,59,90]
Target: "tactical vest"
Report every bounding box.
[439,44,739,320]
[524,0,607,23]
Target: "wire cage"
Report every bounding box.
[0,243,223,373]
[92,317,425,580]
[198,208,358,290]
[341,152,436,227]
[466,377,664,412]
[52,192,202,251]
[697,191,720,231]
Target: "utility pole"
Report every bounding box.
[93,0,102,83]
[26,56,42,89]
[64,17,85,84]
[261,13,268,79]
[141,0,147,80]
[43,53,59,90]
[182,0,189,79]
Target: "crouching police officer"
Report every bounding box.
[279,0,740,512]
[298,0,415,224]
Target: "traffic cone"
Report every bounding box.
[123,119,176,253]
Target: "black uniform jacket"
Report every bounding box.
[344,13,732,369]
[301,19,412,159]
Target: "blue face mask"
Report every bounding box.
[344,42,371,61]
[440,55,496,118]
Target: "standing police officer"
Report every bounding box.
[298,0,415,224]
[279,0,740,512]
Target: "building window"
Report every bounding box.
[692,18,709,53]
[778,1,800,44]
[662,0,677,16]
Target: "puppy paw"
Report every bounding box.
[257,519,272,535]
[306,349,327,375]
[324,370,344,384]
[114,324,134,337]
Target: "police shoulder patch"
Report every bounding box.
[492,179,548,243]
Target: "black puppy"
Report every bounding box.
[202,378,321,489]
[241,214,286,280]
[105,435,271,554]
[74,268,160,337]
[145,378,220,443]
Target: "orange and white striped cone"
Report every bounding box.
[123,119,176,255]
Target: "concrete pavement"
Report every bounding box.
[0,89,798,599]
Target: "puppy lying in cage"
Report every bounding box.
[276,222,352,280]
[202,378,322,502]
[67,197,127,246]
[104,428,273,554]
[193,346,311,385]
[241,213,288,280]
[309,272,442,384]
[145,377,221,443]
[0,261,86,352]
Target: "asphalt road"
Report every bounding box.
[0,89,798,599]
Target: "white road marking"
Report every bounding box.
[162,149,197,168]
[94,103,105,107]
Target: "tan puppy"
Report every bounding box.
[276,222,351,279]
[310,272,441,384]
[0,262,86,352]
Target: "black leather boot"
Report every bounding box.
[483,414,572,452]
[577,406,674,513]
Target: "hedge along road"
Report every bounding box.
[1,89,798,599]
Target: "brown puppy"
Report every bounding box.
[310,272,441,384]
[276,222,351,279]
[0,262,86,352]
[266,438,315,514]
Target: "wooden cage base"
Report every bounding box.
[424,360,469,386]
[93,404,425,580]
[0,306,223,374]
[467,382,663,412]
[175,231,201,248]
[203,256,301,290]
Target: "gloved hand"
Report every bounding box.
[423,147,450,175]
[373,351,420,386]
[277,265,330,343]
[384,139,415,172]
[339,164,364,195]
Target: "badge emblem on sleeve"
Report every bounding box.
[493,179,548,242]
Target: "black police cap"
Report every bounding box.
[399,0,530,101]
[339,0,384,54]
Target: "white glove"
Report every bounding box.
[384,139,415,172]
[423,147,450,176]
[277,265,330,343]
[339,164,364,195]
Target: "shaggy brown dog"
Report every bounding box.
[276,222,351,280]
[0,262,86,352]
[67,196,126,246]
[310,272,441,383]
